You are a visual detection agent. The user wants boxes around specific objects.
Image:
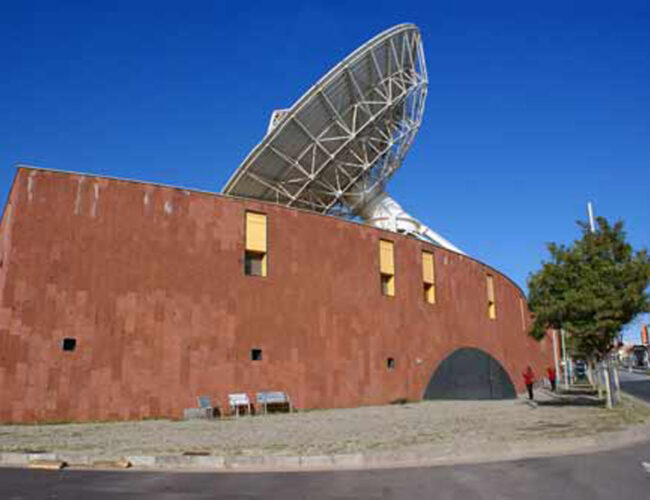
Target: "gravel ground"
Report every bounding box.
[1,389,648,458]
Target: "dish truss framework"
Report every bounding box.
[223,24,464,254]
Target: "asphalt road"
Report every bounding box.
[3,439,650,500]
[618,369,650,402]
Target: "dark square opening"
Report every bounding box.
[251,348,263,361]
[245,251,265,276]
[62,338,77,352]
[380,274,393,296]
[387,357,395,370]
[423,283,433,302]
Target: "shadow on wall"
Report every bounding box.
[424,347,516,400]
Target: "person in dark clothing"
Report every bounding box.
[523,366,535,400]
[547,366,557,392]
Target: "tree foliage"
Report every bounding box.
[528,217,650,360]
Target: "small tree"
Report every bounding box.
[528,216,650,404]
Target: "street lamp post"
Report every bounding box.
[561,328,570,389]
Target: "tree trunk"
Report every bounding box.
[611,357,620,406]
[586,361,595,386]
[603,360,613,409]
[596,361,605,399]
[589,359,604,397]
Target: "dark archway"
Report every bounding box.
[423,348,516,400]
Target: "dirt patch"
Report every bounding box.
[0,390,648,458]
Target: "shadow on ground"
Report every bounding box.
[537,388,604,407]
[538,397,604,407]
[560,388,598,396]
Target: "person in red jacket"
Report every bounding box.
[547,366,557,392]
[523,366,535,400]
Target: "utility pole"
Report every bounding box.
[587,201,596,233]
[552,329,561,390]
[561,328,570,389]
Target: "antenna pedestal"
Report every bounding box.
[356,192,464,255]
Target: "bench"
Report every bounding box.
[197,396,221,418]
[182,396,219,420]
[256,391,292,414]
[228,393,252,417]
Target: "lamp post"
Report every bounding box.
[552,330,561,390]
[561,328,570,389]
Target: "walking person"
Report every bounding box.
[547,366,557,392]
[523,365,535,400]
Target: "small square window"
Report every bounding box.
[251,348,263,361]
[245,251,265,277]
[387,357,395,370]
[62,338,77,352]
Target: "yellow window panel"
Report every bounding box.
[422,251,434,285]
[246,212,267,252]
[486,274,495,302]
[379,240,394,275]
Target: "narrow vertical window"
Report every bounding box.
[422,251,435,304]
[379,240,395,297]
[245,212,267,277]
[486,274,496,319]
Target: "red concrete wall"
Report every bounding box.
[0,167,554,423]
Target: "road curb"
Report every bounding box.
[2,420,650,473]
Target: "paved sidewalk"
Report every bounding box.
[1,388,649,471]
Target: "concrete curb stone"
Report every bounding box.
[1,452,30,465]
[28,453,56,462]
[252,455,301,469]
[332,453,364,468]
[125,455,156,467]
[155,455,225,469]
[298,454,334,468]
[28,459,66,470]
[57,453,93,466]
[92,458,132,469]
[226,455,272,469]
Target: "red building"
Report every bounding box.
[0,167,554,423]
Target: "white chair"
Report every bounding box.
[228,393,251,417]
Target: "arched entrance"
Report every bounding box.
[423,348,516,400]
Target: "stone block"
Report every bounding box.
[182,407,211,420]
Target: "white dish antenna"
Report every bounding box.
[222,24,463,254]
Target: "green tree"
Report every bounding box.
[528,216,650,362]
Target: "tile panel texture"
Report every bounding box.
[0,168,554,422]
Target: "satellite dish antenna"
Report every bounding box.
[222,24,464,254]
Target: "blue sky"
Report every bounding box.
[1,1,649,340]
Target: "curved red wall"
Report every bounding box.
[0,168,554,422]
